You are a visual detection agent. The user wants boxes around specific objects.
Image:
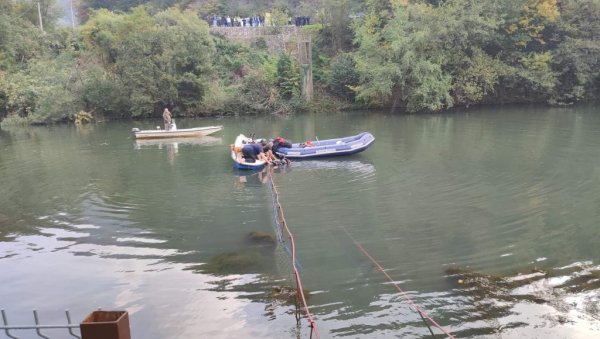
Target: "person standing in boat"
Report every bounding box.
[163,108,172,131]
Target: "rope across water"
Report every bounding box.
[340,227,455,338]
[266,169,452,338]
[266,170,320,339]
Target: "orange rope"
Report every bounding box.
[268,170,452,338]
[268,171,320,339]
[340,227,455,338]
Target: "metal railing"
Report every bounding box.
[1,309,80,339]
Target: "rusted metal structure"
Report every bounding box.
[1,309,131,339]
[210,26,314,102]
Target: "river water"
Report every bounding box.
[0,106,599,338]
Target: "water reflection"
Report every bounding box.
[233,168,269,188]
[133,136,222,149]
[287,158,376,176]
[445,264,600,337]
[133,136,222,165]
[1,110,600,338]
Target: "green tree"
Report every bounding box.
[549,0,600,103]
[350,0,567,110]
[81,7,215,117]
[2,53,81,124]
[328,53,358,100]
[315,0,355,52]
[276,53,300,100]
[353,2,454,111]
[0,2,54,70]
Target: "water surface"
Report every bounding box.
[1,105,599,338]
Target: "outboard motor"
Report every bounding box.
[131,127,140,133]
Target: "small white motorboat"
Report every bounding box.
[132,121,223,139]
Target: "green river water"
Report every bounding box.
[0,105,599,338]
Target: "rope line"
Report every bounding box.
[267,170,320,339]
[266,170,450,338]
[268,174,303,270]
[340,227,455,339]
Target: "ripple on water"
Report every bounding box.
[1,111,600,338]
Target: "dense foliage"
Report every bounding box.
[1,0,600,124]
[352,0,600,111]
[80,7,215,117]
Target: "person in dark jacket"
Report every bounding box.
[242,143,263,162]
[231,143,269,163]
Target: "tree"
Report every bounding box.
[502,0,560,49]
[81,7,215,117]
[549,0,600,103]
[276,53,300,100]
[1,53,81,124]
[316,0,356,52]
[328,53,358,100]
[352,2,454,111]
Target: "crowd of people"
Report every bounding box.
[209,14,311,28]
[211,15,266,27]
[293,16,310,26]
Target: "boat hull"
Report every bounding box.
[133,125,223,139]
[275,132,375,159]
[231,134,266,170]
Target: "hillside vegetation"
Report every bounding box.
[1,0,599,124]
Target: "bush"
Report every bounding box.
[74,110,93,124]
[253,37,268,50]
[276,53,300,100]
[328,53,358,100]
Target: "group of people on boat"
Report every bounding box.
[230,137,293,166]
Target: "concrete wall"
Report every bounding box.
[210,26,314,101]
[209,26,310,58]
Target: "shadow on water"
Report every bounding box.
[196,231,277,275]
[182,230,308,319]
[0,128,11,142]
[0,213,17,242]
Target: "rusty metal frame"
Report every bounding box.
[1,309,80,339]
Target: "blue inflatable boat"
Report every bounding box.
[274,132,375,159]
